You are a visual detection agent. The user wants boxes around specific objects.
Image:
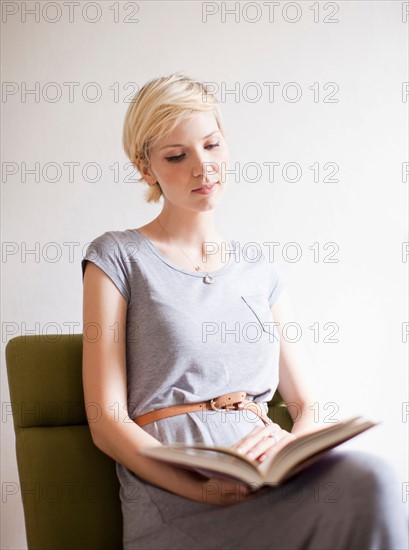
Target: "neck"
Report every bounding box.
[157,205,224,249]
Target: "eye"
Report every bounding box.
[166,154,185,162]
[165,142,220,163]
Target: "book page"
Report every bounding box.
[179,444,258,466]
[140,445,262,485]
[143,416,376,486]
[261,417,377,482]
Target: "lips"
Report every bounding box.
[193,181,219,191]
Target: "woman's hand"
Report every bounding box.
[231,423,297,464]
[199,475,252,506]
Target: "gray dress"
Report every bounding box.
[82,229,409,550]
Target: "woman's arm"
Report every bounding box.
[82,261,249,505]
[230,288,326,464]
[271,288,323,436]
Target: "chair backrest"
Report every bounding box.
[5,333,293,549]
[5,334,123,550]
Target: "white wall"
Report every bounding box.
[2,1,408,548]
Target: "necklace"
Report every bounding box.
[156,217,215,284]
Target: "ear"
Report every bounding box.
[137,160,157,186]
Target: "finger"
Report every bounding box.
[232,423,286,456]
[231,425,264,447]
[252,425,284,446]
[238,430,282,460]
[257,433,296,462]
[235,425,283,455]
[245,431,284,459]
[247,428,294,459]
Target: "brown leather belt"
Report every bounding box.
[133,391,273,427]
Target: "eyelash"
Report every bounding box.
[165,142,220,163]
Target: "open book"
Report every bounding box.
[138,415,378,488]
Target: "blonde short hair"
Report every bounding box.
[122,73,225,203]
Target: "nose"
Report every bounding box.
[192,150,219,182]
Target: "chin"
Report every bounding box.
[197,197,224,212]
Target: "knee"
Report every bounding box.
[326,449,404,505]
[333,450,409,548]
[332,449,396,479]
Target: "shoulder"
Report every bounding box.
[85,228,145,261]
[82,229,144,304]
[86,228,143,246]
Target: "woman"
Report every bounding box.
[82,73,408,549]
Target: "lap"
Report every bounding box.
[120,449,408,550]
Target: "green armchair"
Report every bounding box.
[5,334,293,550]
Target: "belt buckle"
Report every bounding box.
[210,395,243,412]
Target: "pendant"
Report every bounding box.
[203,274,214,284]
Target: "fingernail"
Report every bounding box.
[236,447,244,454]
[247,451,254,458]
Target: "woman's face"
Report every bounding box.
[142,110,230,212]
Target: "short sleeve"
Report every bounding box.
[264,254,286,307]
[81,231,131,304]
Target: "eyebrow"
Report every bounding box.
[160,130,220,151]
